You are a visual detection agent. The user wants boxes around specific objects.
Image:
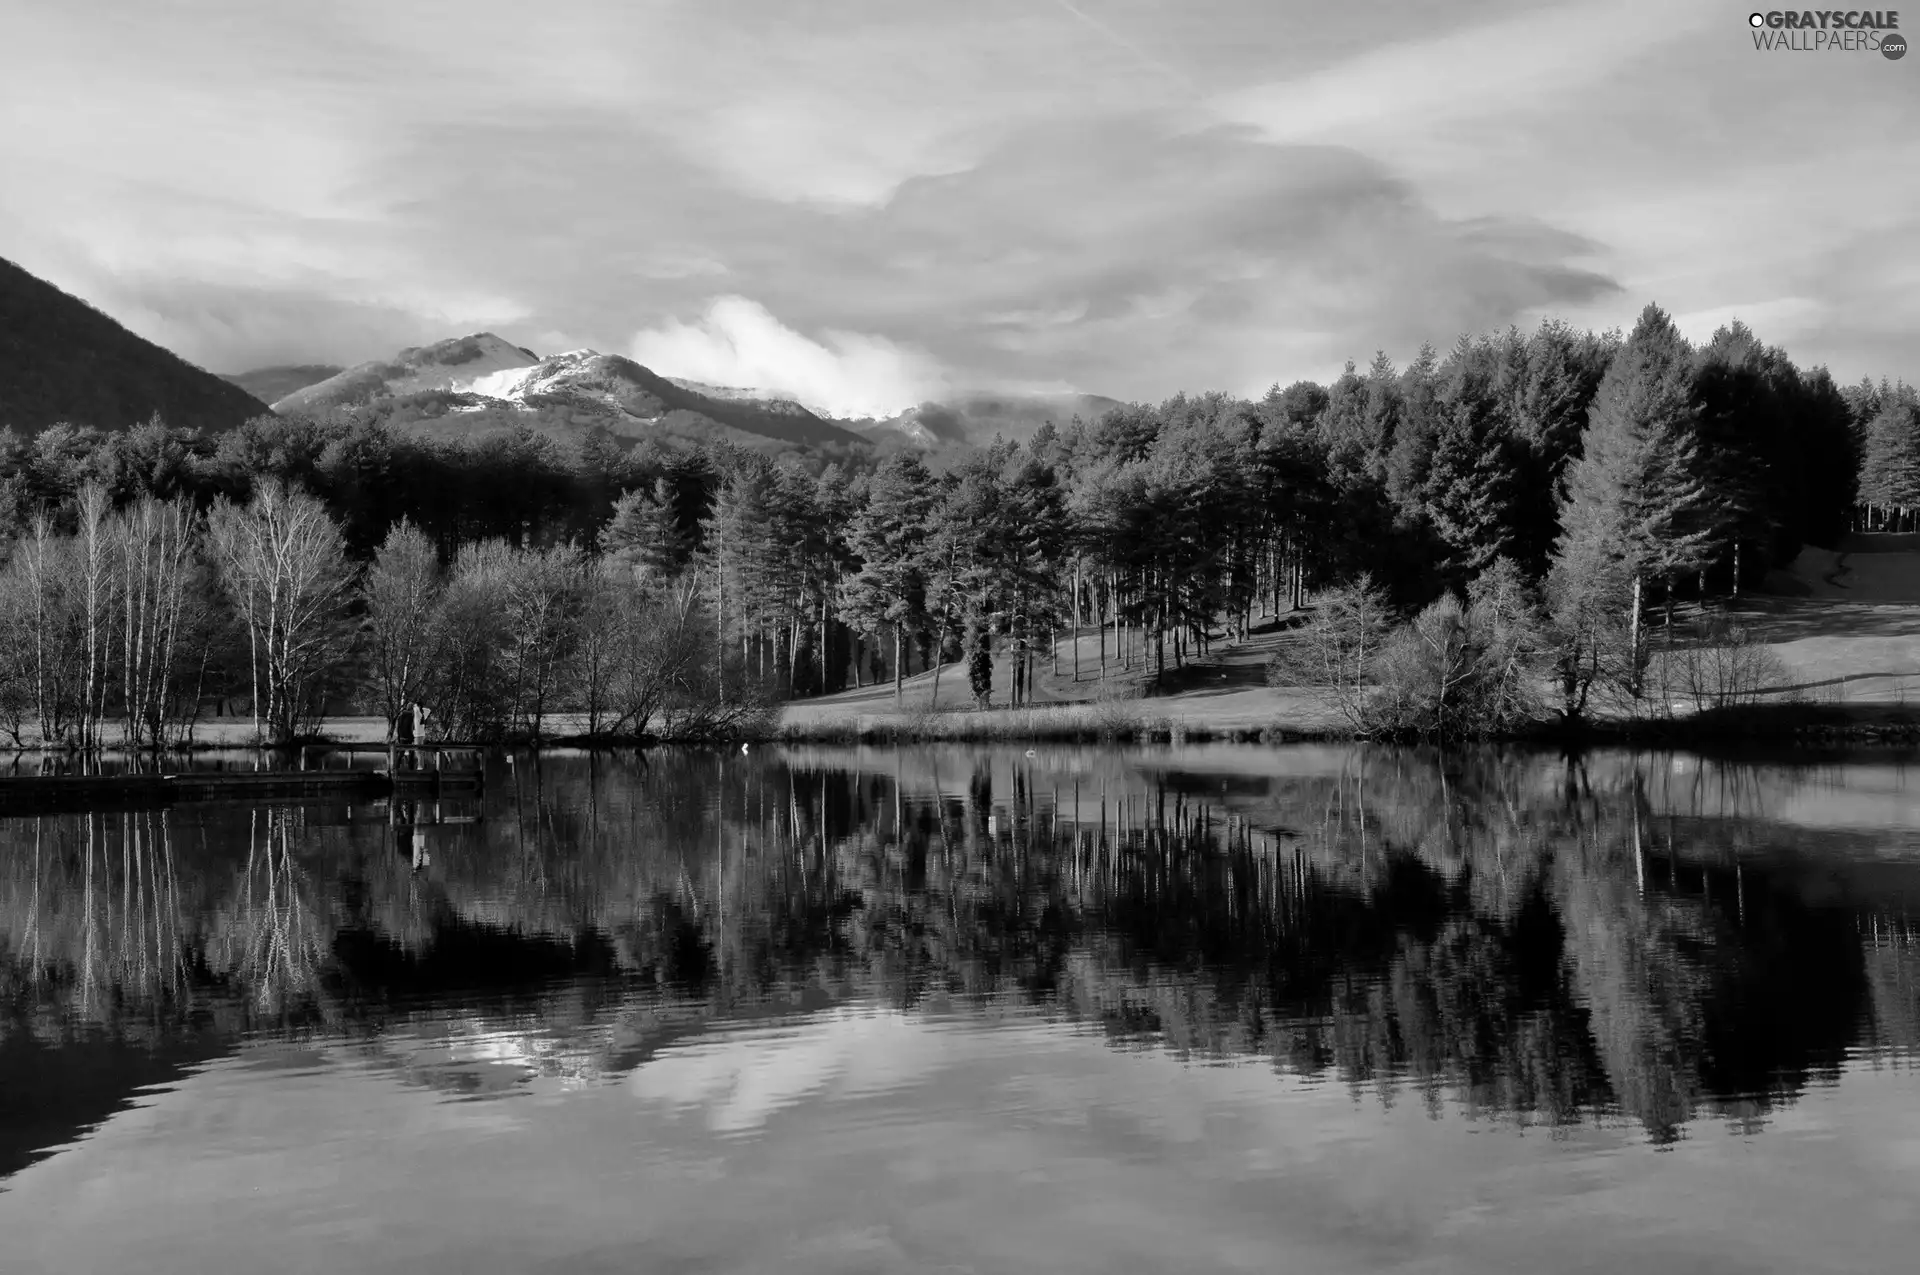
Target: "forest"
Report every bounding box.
[0,301,1916,747]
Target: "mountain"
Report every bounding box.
[220,364,343,404]
[846,392,1127,450]
[483,352,864,449]
[272,334,540,415]
[0,256,271,434]
[662,378,1127,452]
[281,337,871,455]
[264,331,1118,460]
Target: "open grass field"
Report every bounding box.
[776,612,1344,740]
[780,533,1920,739]
[1744,534,1920,707]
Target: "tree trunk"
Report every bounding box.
[1732,541,1742,598]
[1628,573,1644,696]
[817,594,829,695]
[1097,577,1107,685]
[893,625,904,704]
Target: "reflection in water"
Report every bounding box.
[2,745,1919,1171]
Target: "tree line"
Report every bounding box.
[0,301,1910,745]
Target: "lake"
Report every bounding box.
[2,743,1918,1274]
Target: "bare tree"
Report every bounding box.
[499,543,584,740]
[0,517,88,746]
[167,560,239,745]
[76,483,115,748]
[1265,575,1396,732]
[419,540,514,742]
[575,563,711,738]
[572,562,627,737]
[362,518,442,744]
[113,495,197,748]
[205,482,357,744]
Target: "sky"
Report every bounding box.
[1,0,1915,417]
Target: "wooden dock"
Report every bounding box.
[0,767,485,815]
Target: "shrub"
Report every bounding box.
[1643,618,1792,715]
[1364,588,1547,741]
[1266,574,1396,731]
[1275,562,1551,741]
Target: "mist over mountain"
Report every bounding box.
[0,256,271,434]
[218,364,344,404]
[847,392,1127,449]
[8,244,1123,464]
[649,378,1123,450]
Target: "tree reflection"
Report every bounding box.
[0,746,1911,1143]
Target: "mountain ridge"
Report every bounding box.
[272,334,541,415]
[0,256,272,434]
[268,336,873,454]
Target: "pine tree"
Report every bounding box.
[601,478,688,581]
[1689,321,1779,589]
[1858,399,1920,529]
[841,454,936,703]
[1423,407,1523,580]
[1786,366,1860,551]
[1263,380,1329,430]
[1550,303,1715,691]
[1386,341,1442,511]
[1506,320,1617,576]
[1842,376,1887,448]
[1317,361,1370,456]
[1361,350,1403,460]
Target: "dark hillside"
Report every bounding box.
[0,256,271,433]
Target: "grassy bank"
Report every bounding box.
[8,542,1920,754]
[771,698,1920,748]
[774,540,1920,747]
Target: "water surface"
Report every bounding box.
[2,744,1918,1273]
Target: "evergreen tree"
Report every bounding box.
[1506,320,1617,576]
[1842,376,1887,447]
[1421,351,1524,580]
[841,454,936,703]
[1550,304,1715,691]
[1386,341,1442,512]
[1317,360,1370,456]
[1858,399,1920,527]
[1689,321,1779,589]
[1786,366,1859,552]
[1361,350,1403,461]
[1263,379,1330,430]
[602,478,689,581]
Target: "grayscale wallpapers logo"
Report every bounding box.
[1746,10,1906,56]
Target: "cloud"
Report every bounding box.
[1213,1,1714,153]
[627,1008,958,1135]
[2,0,1913,394]
[836,119,1621,394]
[1671,298,1828,348]
[86,275,527,374]
[630,296,951,418]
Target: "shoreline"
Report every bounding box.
[8,701,1920,759]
